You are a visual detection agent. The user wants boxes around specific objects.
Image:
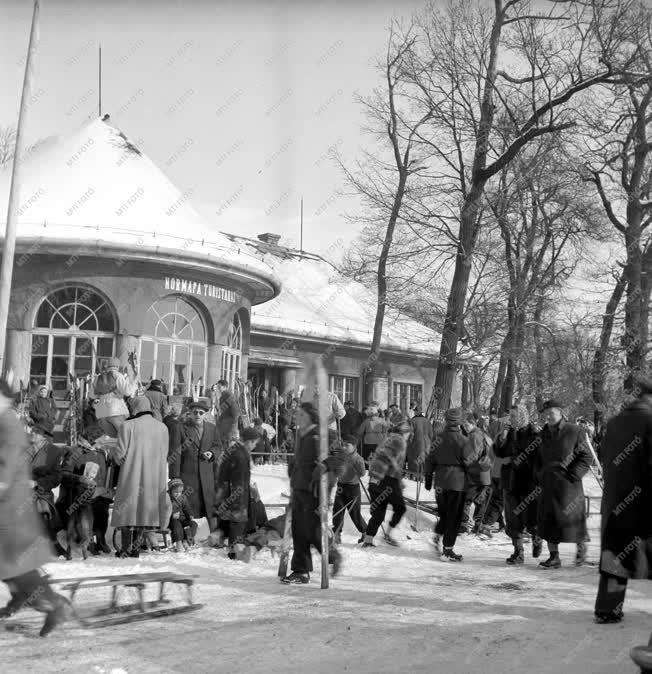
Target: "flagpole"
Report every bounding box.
[0,0,41,376]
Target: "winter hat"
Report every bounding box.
[37,384,48,393]
[444,407,463,424]
[241,427,260,442]
[342,434,357,445]
[188,398,210,412]
[148,379,163,392]
[128,395,151,416]
[168,478,184,492]
[106,357,121,369]
[384,434,405,457]
[539,399,564,413]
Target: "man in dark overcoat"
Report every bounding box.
[216,380,240,447]
[534,400,593,568]
[168,399,222,530]
[407,405,433,474]
[594,377,652,623]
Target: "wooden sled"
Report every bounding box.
[51,572,203,628]
[631,632,652,673]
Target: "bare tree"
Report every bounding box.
[0,125,16,166]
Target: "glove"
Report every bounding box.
[172,512,181,520]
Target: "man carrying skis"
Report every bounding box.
[281,402,343,584]
[424,408,474,562]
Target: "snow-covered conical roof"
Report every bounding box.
[0,118,279,304]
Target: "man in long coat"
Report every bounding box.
[0,384,71,637]
[406,405,432,474]
[169,399,221,530]
[594,378,652,623]
[110,396,170,557]
[534,400,593,569]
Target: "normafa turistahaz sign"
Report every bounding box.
[164,276,237,303]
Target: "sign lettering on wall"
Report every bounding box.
[164,277,237,303]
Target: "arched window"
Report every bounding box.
[220,312,242,389]
[139,296,207,396]
[30,286,117,397]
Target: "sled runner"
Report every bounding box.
[52,572,202,628]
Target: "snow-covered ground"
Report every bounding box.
[2,465,650,674]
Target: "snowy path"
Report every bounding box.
[1,466,649,674]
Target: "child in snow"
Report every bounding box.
[362,433,407,548]
[167,478,197,552]
[333,435,367,544]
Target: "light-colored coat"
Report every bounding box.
[0,400,52,579]
[93,368,138,419]
[110,412,171,528]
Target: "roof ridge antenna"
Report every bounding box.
[98,44,102,118]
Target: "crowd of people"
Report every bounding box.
[1,359,650,636]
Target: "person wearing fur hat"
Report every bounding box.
[494,405,542,564]
[92,357,138,438]
[109,396,170,558]
[210,427,258,561]
[281,402,343,584]
[357,405,388,464]
[28,385,57,436]
[424,407,475,562]
[407,405,432,474]
[167,479,197,552]
[594,376,652,624]
[534,399,593,569]
[362,432,407,548]
[168,398,222,529]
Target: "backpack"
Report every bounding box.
[94,370,117,395]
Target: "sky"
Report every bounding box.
[0,0,427,256]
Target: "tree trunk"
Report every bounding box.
[623,222,644,393]
[501,313,525,413]
[592,269,627,430]
[533,296,545,412]
[461,366,470,410]
[364,171,408,402]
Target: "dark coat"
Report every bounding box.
[534,420,592,544]
[598,399,652,580]
[424,424,474,492]
[144,389,168,422]
[217,391,240,444]
[215,442,251,522]
[29,396,57,433]
[407,414,433,473]
[494,424,540,498]
[170,493,194,524]
[464,427,493,487]
[29,436,62,510]
[0,404,53,580]
[289,425,320,492]
[340,408,364,438]
[168,421,221,521]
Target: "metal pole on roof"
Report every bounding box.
[300,196,303,252]
[99,44,102,117]
[0,0,41,378]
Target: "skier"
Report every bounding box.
[406,404,433,474]
[594,377,652,624]
[494,405,543,564]
[357,405,388,463]
[333,434,367,544]
[459,414,493,536]
[362,432,407,548]
[424,408,474,561]
[534,400,593,568]
[281,402,342,584]
[0,381,72,636]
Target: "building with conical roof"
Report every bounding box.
[0,117,279,399]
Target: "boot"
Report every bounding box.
[0,594,26,619]
[357,534,365,544]
[174,540,185,553]
[383,527,400,547]
[280,572,310,585]
[594,608,624,624]
[39,594,73,638]
[115,528,132,558]
[575,541,588,566]
[362,534,376,548]
[441,547,463,562]
[182,540,190,552]
[477,524,493,539]
[329,547,342,577]
[532,536,543,559]
[433,533,442,555]
[539,552,561,569]
[506,548,524,565]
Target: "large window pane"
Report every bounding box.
[31,334,48,355]
[157,343,171,391]
[173,345,189,396]
[53,336,70,356]
[97,337,114,358]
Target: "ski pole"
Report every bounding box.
[411,465,422,532]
